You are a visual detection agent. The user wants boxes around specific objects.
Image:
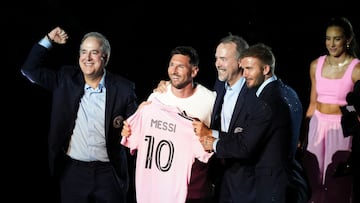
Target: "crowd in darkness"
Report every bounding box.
[4,2,359,202]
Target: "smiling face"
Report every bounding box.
[168,54,198,89]
[79,36,105,80]
[326,26,348,57]
[214,42,242,86]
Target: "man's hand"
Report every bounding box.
[192,119,214,151]
[153,80,169,93]
[121,120,131,137]
[121,101,152,138]
[47,26,69,44]
[192,119,212,137]
[199,135,215,152]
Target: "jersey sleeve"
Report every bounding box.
[120,109,143,155]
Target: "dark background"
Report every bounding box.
[4,2,359,202]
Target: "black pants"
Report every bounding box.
[60,157,126,203]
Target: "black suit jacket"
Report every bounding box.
[21,43,138,192]
[214,79,295,203]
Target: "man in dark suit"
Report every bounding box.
[21,27,138,203]
[203,34,250,202]
[194,43,309,202]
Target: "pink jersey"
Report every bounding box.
[316,55,359,105]
[121,99,213,203]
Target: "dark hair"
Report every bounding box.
[170,46,199,66]
[240,43,276,73]
[326,17,360,58]
[218,34,249,59]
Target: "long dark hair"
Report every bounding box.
[326,17,360,58]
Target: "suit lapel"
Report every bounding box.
[228,86,248,131]
[211,85,226,129]
[104,73,114,139]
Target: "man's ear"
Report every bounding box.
[191,66,199,77]
[263,64,271,75]
[101,55,107,61]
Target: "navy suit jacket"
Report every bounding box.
[213,79,295,203]
[21,43,138,192]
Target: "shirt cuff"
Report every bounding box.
[39,37,53,49]
[213,139,219,153]
[212,130,219,139]
[211,130,219,153]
